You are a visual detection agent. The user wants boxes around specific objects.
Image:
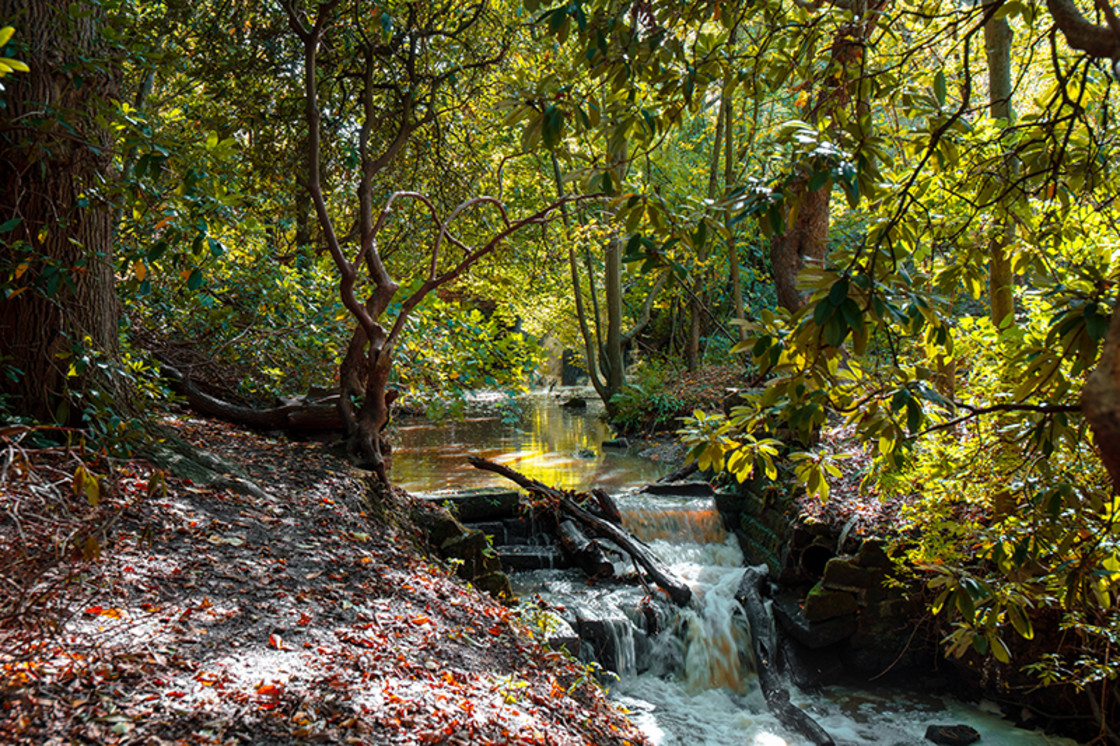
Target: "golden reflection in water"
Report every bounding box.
[388,397,669,493]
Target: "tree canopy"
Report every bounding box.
[4,0,1120,731]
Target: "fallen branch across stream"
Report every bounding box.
[737,565,835,746]
[467,457,692,606]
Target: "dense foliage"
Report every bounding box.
[3,0,1120,733]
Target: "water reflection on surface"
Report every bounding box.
[388,392,670,493]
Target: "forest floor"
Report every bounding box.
[0,416,648,745]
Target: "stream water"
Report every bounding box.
[393,392,1079,746]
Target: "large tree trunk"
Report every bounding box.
[1083,291,1120,493]
[0,0,124,424]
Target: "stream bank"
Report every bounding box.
[396,392,1085,745]
[720,471,1106,744]
[0,415,646,745]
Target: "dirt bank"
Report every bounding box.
[0,417,647,745]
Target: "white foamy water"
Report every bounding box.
[396,396,1079,746]
[607,494,1080,746]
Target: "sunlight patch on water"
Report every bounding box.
[389,392,669,492]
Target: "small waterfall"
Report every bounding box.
[620,501,727,544]
[616,495,753,692]
[679,567,753,693]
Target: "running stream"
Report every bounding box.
[393,392,1077,746]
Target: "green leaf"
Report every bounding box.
[991,635,1011,664]
[828,276,849,307]
[808,169,830,192]
[542,104,564,150]
[906,399,922,434]
[813,300,832,327]
[956,586,976,620]
[1085,306,1109,343]
[186,268,204,291]
[0,217,21,233]
[823,315,847,348]
[933,70,947,108]
[1007,605,1034,640]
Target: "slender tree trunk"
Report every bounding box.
[604,231,624,396]
[769,182,830,312]
[984,6,1015,328]
[688,98,727,369]
[0,0,124,423]
[725,98,747,341]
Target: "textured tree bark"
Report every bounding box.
[0,0,124,423]
[736,565,836,745]
[1083,291,1120,493]
[984,6,1015,328]
[769,181,830,313]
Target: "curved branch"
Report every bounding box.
[1047,0,1120,59]
[382,193,602,350]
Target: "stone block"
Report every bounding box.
[498,545,568,572]
[470,521,507,544]
[855,538,892,569]
[823,556,886,595]
[641,480,714,497]
[440,529,487,558]
[773,591,858,649]
[417,489,523,522]
[803,583,859,622]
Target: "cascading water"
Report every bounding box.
[397,392,1080,746]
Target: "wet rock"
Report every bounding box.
[441,530,488,558]
[501,516,538,544]
[924,724,980,745]
[803,582,859,621]
[602,437,630,449]
[560,397,588,409]
[641,481,715,497]
[473,571,512,599]
[577,613,637,676]
[772,591,858,649]
[536,612,579,656]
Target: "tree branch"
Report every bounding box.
[1047,0,1120,59]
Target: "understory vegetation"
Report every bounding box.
[3,0,1120,740]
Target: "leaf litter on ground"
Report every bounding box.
[0,416,647,745]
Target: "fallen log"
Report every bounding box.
[736,565,835,746]
[557,520,614,578]
[163,364,345,432]
[467,457,692,606]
